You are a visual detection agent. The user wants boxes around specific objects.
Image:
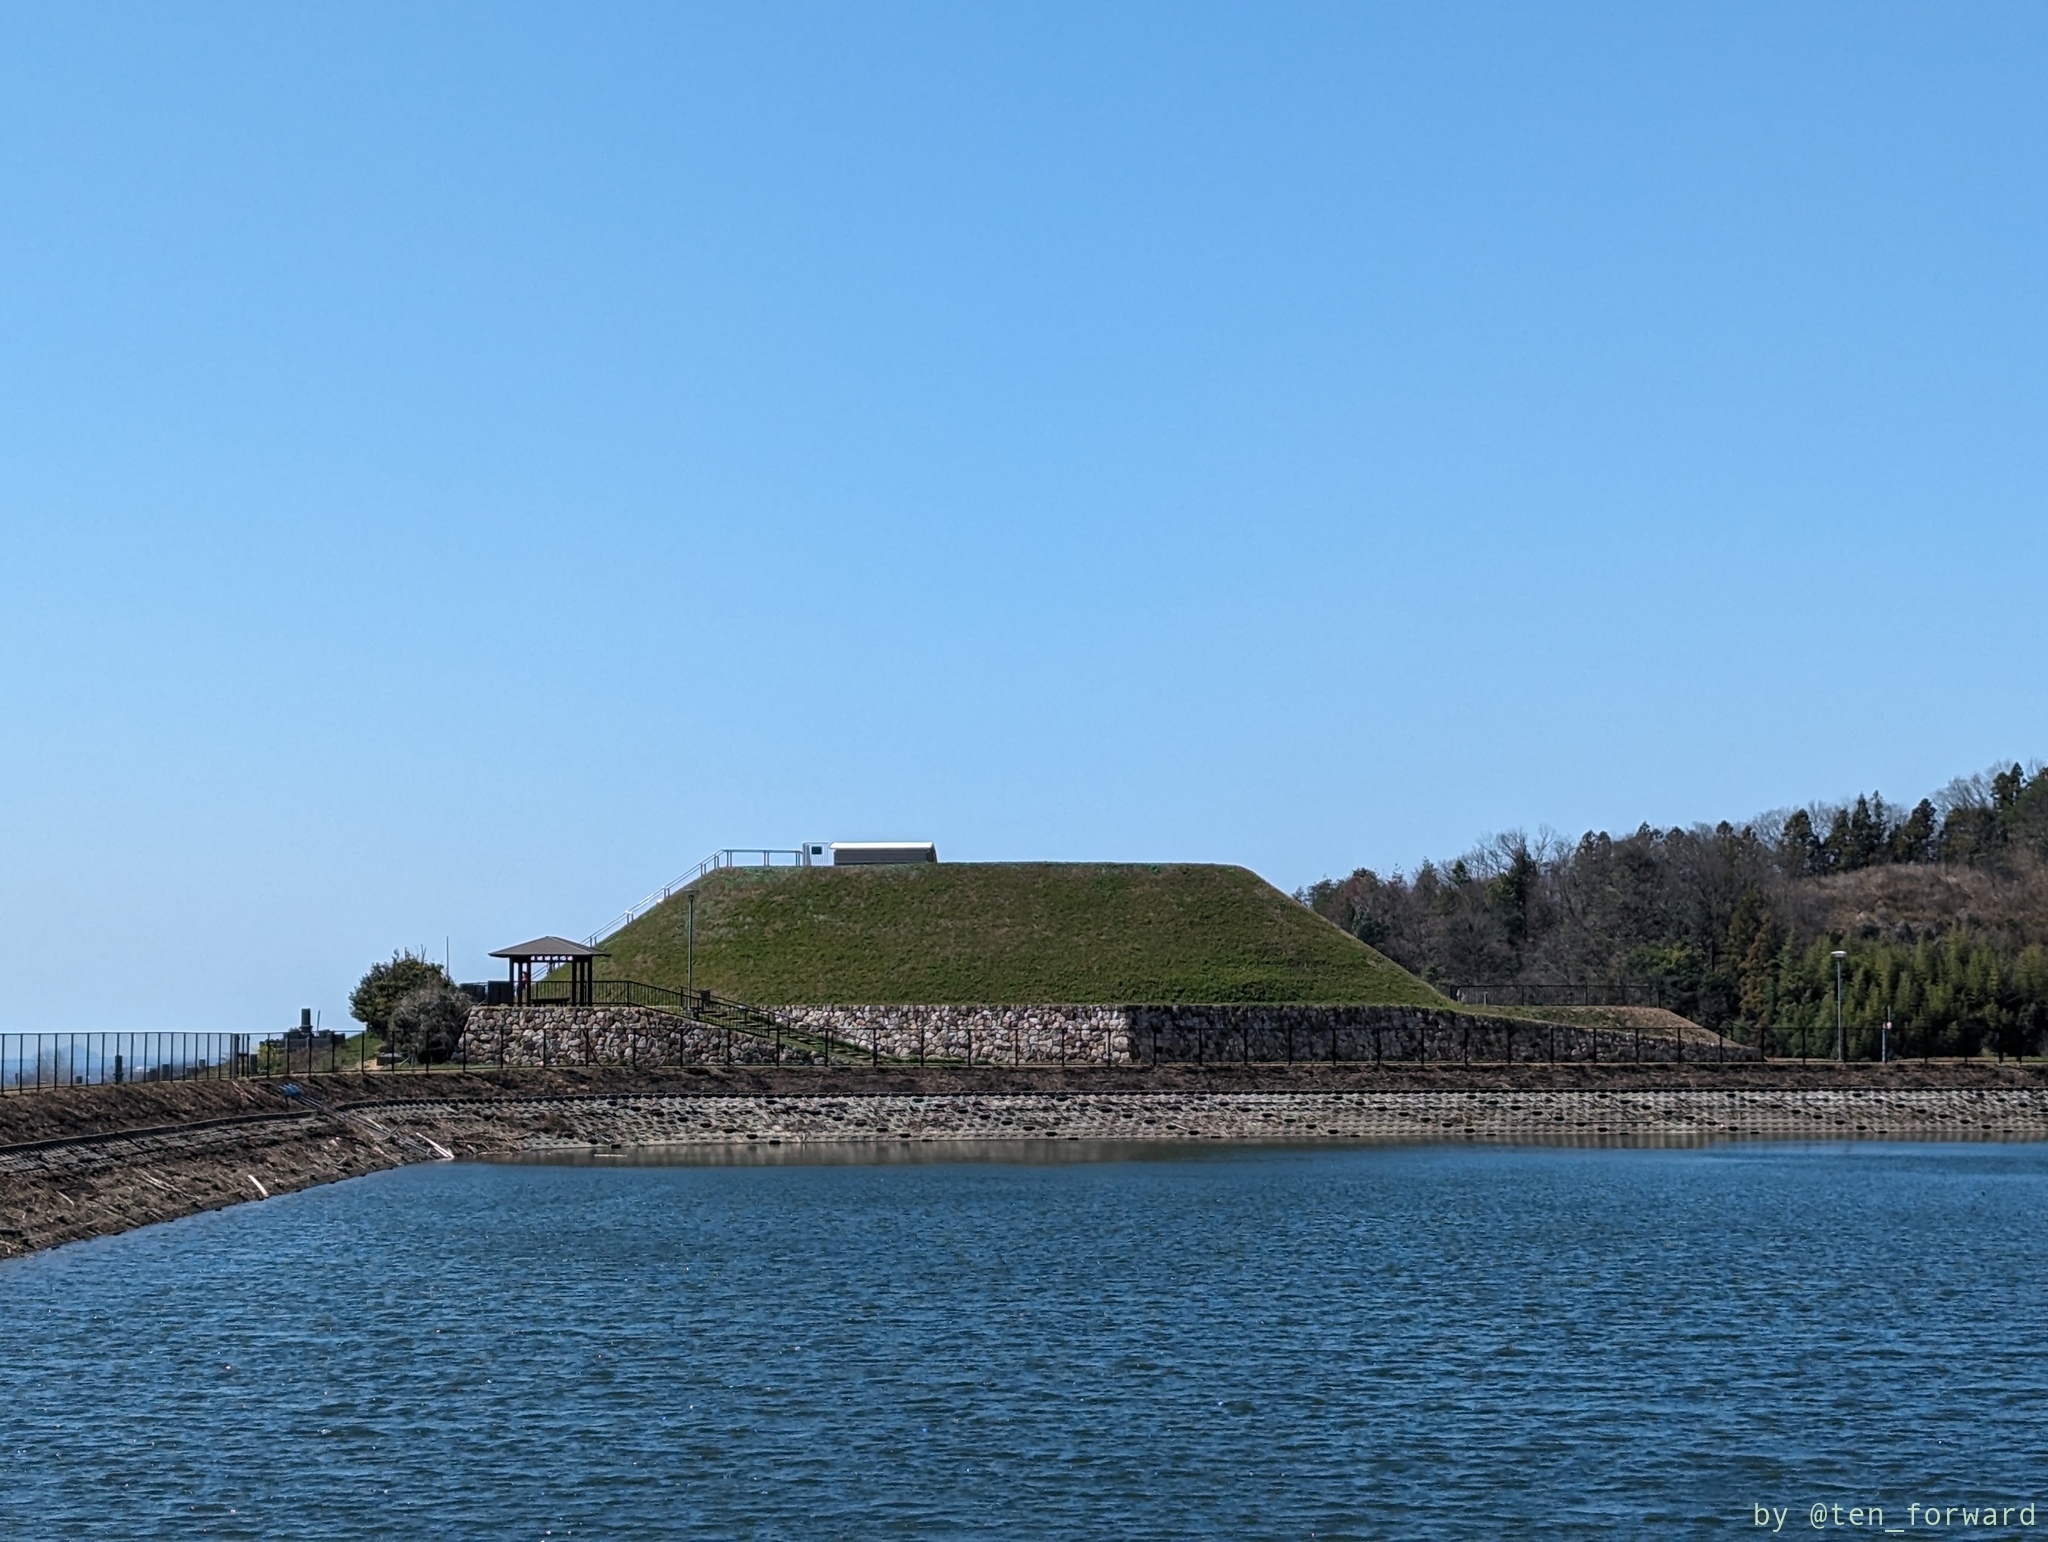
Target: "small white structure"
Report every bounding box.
[828,841,938,866]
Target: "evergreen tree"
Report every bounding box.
[1780,809,1822,876]
[1725,886,1782,1047]
[1892,799,1937,863]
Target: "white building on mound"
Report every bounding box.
[813,841,938,866]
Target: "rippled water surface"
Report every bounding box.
[6,1142,2048,1538]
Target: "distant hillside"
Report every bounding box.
[1305,758,2048,1058]
[597,861,1445,1006]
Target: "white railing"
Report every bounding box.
[585,848,810,946]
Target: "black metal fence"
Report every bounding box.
[475,978,695,1010]
[2,1033,256,1093]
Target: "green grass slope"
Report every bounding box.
[595,862,1448,1006]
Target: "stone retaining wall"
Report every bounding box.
[777,1005,1130,1064]
[778,1004,1755,1065]
[459,1006,812,1067]
[458,1003,1757,1067]
[1129,1005,1756,1064]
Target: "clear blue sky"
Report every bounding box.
[3,3,2044,1033]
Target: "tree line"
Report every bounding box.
[1304,761,2048,1057]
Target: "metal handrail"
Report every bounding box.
[584,847,812,945]
[519,978,691,1011]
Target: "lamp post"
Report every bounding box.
[1831,949,1848,1061]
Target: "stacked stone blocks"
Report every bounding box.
[461,1002,1756,1067]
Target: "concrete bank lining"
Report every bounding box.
[8,1082,2046,1261]
[359,1088,2048,1149]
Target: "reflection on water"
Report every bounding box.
[516,1136,1323,1167]
[6,1142,2048,1538]
[516,1128,1820,1166]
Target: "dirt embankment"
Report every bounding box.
[0,1078,517,1261]
[6,1061,2047,1261]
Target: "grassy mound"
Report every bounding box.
[595,862,1447,1006]
[1514,1004,1721,1043]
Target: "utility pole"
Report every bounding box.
[1831,949,1848,1061]
[687,891,696,996]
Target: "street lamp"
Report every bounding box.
[1831,949,1848,1062]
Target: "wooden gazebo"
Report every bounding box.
[490,936,608,1006]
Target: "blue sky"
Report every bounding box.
[3,3,2044,1032]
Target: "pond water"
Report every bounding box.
[5,1141,2048,1538]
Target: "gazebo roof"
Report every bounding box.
[490,935,608,961]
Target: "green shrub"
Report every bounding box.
[350,950,453,1039]
[388,985,470,1065]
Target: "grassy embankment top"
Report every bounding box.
[596,862,1449,1006]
